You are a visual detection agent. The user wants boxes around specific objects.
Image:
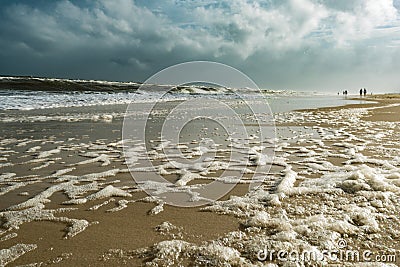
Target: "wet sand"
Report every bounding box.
[1,95,400,266]
[0,101,250,266]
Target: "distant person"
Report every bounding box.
[359,88,363,96]
[363,88,367,96]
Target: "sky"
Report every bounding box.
[0,0,400,92]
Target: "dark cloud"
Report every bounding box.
[0,0,399,91]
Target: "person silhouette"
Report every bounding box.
[359,88,363,96]
[363,88,367,96]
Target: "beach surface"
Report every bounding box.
[1,94,400,266]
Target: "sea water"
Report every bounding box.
[0,88,368,112]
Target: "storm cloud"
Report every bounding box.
[0,0,400,91]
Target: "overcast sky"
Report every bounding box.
[1,0,400,92]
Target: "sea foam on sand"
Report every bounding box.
[1,98,400,266]
[135,102,400,266]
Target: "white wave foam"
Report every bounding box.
[0,243,37,266]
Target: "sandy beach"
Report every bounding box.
[2,0,400,265]
[3,0,400,265]
[1,94,400,266]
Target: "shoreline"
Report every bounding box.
[0,94,399,266]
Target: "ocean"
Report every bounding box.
[0,77,368,112]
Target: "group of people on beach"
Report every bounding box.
[339,88,368,96]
